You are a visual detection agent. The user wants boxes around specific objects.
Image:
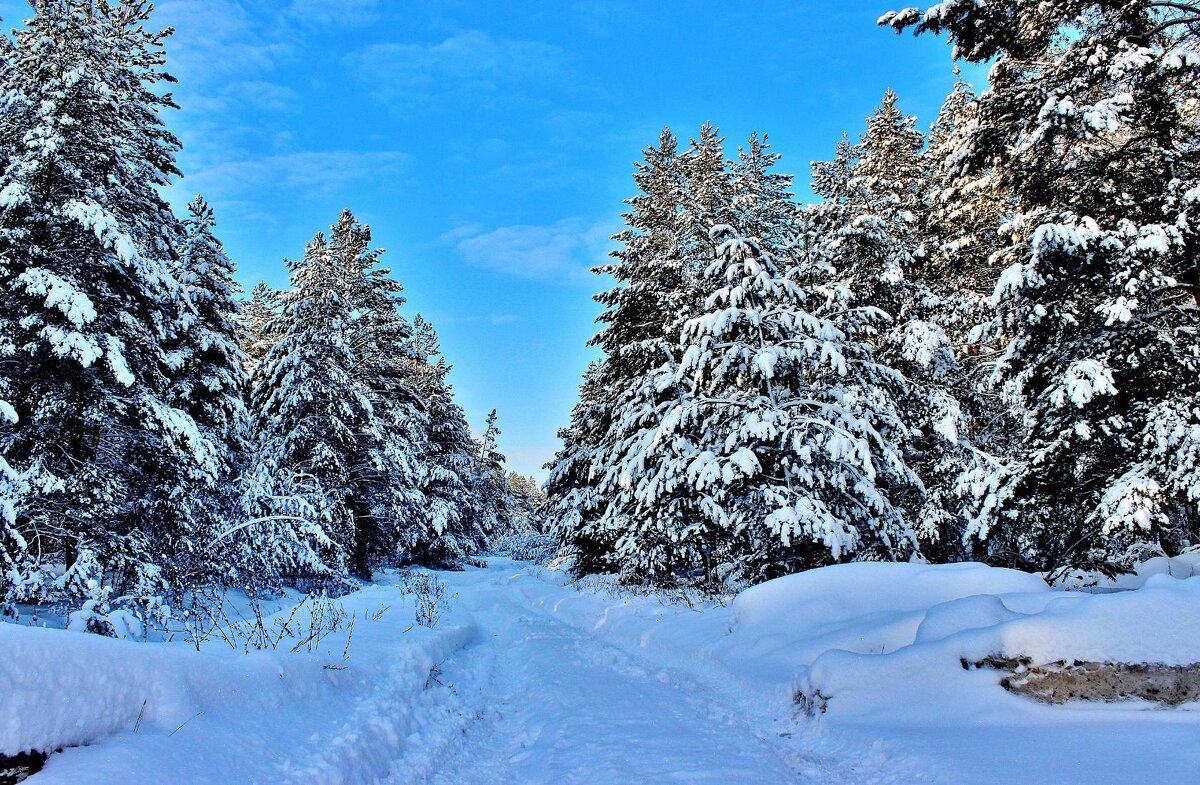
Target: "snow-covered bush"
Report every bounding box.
[490,532,559,564]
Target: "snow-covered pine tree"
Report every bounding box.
[248,229,366,582]
[812,91,977,560]
[474,410,512,539]
[161,195,248,588]
[883,0,1200,573]
[403,315,490,566]
[241,281,282,377]
[0,0,213,623]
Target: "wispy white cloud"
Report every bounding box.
[183,80,301,115]
[348,31,568,105]
[440,313,521,326]
[569,0,649,37]
[288,0,383,27]
[158,0,295,83]
[175,150,411,203]
[444,218,615,284]
[156,0,302,198]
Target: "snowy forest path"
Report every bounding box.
[422,563,810,785]
[11,561,886,785]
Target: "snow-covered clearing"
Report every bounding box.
[4,558,1200,784]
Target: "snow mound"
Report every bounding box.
[792,570,1200,725]
[0,581,480,785]
[729,561,1047,631]
[972,574,1200,666]
[722,562,1048,668]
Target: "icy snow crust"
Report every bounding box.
[3,560,1199,784]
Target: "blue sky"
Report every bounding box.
[2,0,979,479]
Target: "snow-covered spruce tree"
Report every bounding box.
[248,229,366,582]
[159,195,248,588]
[883,0,1200,573]
[0,24,27,615]
[245,210,440,581]
[810,92,927,314]
[402,315,490,566]
[554,126,744,581]
[506,471,546,531]
[812,91,979,560]
[677,225,919,581]
[582,133,793,585]
[327,210,427,577]
[680,123,737,271]
[922,76,1025,556]
[730,133,799,246]
[592,138,921,586]
[922,75,1011,341]
[173,197,245,451]
[0,0,214,623]
[240,281,282,377]
[547,130,695,573]
[474,409,513,539]
[543,361,613,572]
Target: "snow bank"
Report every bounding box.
[519,559,1200,703]
[974,574,1200,666]
[0,579,480,785]
[1,621,288,755]
[796,569,1200,725]
[6,559,1199,785]
[730,562,1047,632]
[726,562,1048,663]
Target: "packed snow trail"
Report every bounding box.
[422,565,806,785]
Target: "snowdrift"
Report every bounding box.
[0,579,479,784]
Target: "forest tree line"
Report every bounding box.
[545,0,1200,587]
[3,0,1199,633]
[0,1,526,634]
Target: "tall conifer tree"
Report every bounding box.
[161,195,247,587]
[241,282,282,377]
[249,229,365,580]
[884,0,1200,572]
[0,1,212,618]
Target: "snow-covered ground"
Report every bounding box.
[3,558,1199,784]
